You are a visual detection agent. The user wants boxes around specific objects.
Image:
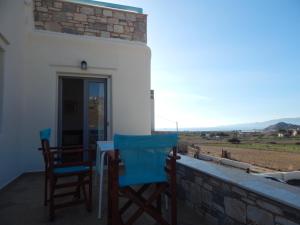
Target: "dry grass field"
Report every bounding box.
[196,145,300,172]
[179,132,300,172]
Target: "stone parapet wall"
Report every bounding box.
[33,0,147,42]
[176,163,300,225]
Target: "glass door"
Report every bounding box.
[84,80,107,150]
[59,77,107,153]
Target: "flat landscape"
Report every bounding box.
[179,132,300,172]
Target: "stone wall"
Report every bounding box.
[33,0,147,42]
[177,163,300,225]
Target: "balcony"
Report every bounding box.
[33,0,147,42]
[1,156,299,225]
[0,172,203,225]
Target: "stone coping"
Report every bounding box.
[177,155,300,211]
[66,0,144,14]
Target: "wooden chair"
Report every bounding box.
[107,134,179,225]
[39,129,93,221]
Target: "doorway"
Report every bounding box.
[58,76,107,150]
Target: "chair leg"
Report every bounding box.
[122,185,169,225]
[156,184,162,214]
[111,188,119,225]
[80,176,90,213]
[49,177,56,221]
[111,161,120,225]
[170,159,177,225]
[111,182,118,224]
[107,184,111,225]
[171,185,176,225]
[74,175,81,200]
[44,172,48,206]
[119,184,149,215]
[88,172,93,212]
[107,158,114,225]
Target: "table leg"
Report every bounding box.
[95,147,100,184]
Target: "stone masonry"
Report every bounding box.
[33,0,147,42]
[176,163,300,225]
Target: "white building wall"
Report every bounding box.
[0,0,25,188]
[21,32,151,171]
[0,0,151,186]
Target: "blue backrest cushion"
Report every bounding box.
[40,128,51,141]
[114,134,178,181]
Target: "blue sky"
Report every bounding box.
[105,0,300,129]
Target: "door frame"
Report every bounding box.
[57,74,111,148]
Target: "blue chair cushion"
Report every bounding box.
[53,166,90,174]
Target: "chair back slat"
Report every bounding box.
[114,134,178,184]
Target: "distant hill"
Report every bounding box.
[264,122,300,132]
[159,117,300,131]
